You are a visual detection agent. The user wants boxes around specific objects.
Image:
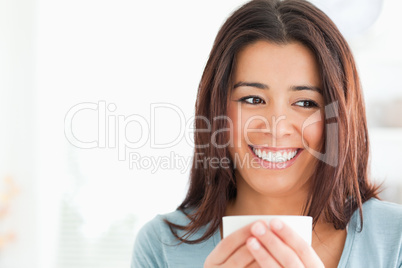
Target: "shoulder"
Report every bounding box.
[131,210,190,268]
[131,209,216,268]
[344,198,402,266]
[132,209,191,249]
[356,198,402,233]
[137,209,191,236]
[360,198,402,243]
[361,198,402,225]
[350,198,402,244]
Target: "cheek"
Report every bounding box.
[227,103,242,163]
[227,104,252,143]
[297,107,325,150]
[301,119,324,150]
[228,103,265,147]
[227,103,240,147]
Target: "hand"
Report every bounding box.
[246,219,324,268]
[204,222,259,268]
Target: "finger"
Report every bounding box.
[206,222,254,264]
[245,260,261,268]
[269,219,324,267]
[246,237,281,268]
[223,244,255,268]
[251,221,303,268]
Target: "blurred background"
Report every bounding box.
[0,0,401,267]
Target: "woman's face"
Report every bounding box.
[227,40,325,198]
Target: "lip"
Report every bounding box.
[248,145,303,170]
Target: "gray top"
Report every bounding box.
[131,198,402,267]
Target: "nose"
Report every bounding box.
[265,104,294,141]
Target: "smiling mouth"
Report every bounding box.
[248,145,303,167]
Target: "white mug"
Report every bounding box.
[222,215,313,245]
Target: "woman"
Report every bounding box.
[131,0,402,267]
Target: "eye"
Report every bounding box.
[238,96,266,105]
[294,100,319,108]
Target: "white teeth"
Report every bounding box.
[252,147,298,163]
[267,152,272,162]
[276,152,286,162]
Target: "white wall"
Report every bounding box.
[0,0,38,267]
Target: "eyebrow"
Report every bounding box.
[290,85,322,94]
[233,81,268,89]
[233,81,322,94]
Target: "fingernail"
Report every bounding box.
[252,222,266,236]
[249,237,260,250]
[271,219,283,230]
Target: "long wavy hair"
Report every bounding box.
[165,0,379,244]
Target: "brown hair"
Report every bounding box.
[165,0,379,244]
